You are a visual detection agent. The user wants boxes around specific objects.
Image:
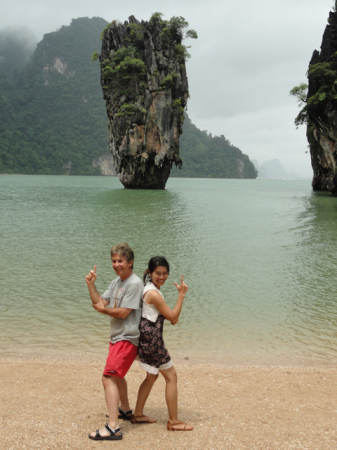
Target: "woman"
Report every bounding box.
[131,256,193,431]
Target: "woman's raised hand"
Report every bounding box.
[173,275,188,295]
[85,265,97,286]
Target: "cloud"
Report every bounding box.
[0,26,37,70]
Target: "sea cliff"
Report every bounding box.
[303,6,337,194]
[99,14,196,189]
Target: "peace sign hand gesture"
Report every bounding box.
[85,265,97,286]
[173,275,188,295]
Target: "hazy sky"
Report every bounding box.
[1,0,333,177]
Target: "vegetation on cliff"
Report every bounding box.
[0,16,257,180]
[290,2,337,193]
[171,115,257,178]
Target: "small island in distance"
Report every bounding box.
[252,159,306,180]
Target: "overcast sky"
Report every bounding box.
[1,0,333,177]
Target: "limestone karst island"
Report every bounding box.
[98,14,192,189]
[291,2,337,196]
[0,15,258,184]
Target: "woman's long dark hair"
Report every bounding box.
[143,256,170,283]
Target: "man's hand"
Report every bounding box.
[92,301,133,319]
[92,299,105,313]
[85,265,97,286]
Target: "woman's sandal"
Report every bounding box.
[88,423,123,441]
[167,421,193,431]
[131,414,157,424]
[106,406,133,420]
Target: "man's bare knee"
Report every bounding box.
[102,375,109,387]
[115,376,127,387]
[102,374,119,387]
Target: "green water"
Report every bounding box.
[1,175,337,365]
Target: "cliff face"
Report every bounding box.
[306,9,337,194]
[100,15,191,189]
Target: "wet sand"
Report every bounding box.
[2,355,337,449]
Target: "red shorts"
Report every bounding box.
[103,340,138,378]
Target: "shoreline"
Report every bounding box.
[2,348,337,368]
[2,354,337,449]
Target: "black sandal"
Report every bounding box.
[119,406,133,420]
[88,423,123,441]
[106,406,133,420]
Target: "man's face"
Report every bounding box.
[111,253,133,280]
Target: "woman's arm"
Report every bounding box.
[147,276,188,325]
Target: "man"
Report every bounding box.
[85,242,143,441]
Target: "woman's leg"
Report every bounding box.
[133,372,158,419]
[160,366,193,430]
[159,366,178,422]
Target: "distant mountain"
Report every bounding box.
[251,160,268,178]
[0,17,111,175]
[252,159,302,180]
[171,116,257,179]
[0,17,257,179]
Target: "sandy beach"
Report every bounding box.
[2,355,337,449]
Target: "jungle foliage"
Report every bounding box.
[290,56,337,127]
[0,17,108,175]
[149,12,197,63]
[171,115,258,179]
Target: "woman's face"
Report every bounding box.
[151,265,169,288]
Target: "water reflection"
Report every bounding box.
[3,177,337,364]
[282,191,337,361]
[0,176,197,357]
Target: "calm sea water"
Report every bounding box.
[1,175,337,365]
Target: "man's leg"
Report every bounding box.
[103,376,120,429]
[105,342,137,416]
[89,341,137,438]
[114,377,131,412]
[89,375,121,438]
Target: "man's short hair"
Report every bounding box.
[111,242,134,268]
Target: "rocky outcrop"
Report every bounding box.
[99,15,192,189]
[306,8,337,194]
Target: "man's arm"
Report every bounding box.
[91,302,132,319]
[96,280,142,318]
[85,265,110,307]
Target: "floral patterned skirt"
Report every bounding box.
[138,315,173,375]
